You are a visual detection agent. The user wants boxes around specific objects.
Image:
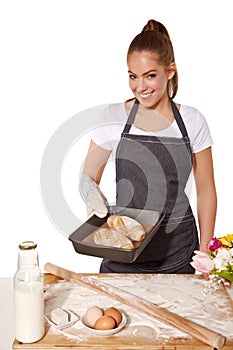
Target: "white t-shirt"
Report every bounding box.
[91,102,213,159]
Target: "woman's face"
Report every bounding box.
[127,51,174,109]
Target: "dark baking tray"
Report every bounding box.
[69,206,165,263]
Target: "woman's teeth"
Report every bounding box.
[139,92,152,98]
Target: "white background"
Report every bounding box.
[1,0,233,278]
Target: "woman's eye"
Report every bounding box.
[148,74,156,79]
[129,74,137,80]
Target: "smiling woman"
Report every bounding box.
[127,20,177,104]
[79,18,217,275]
[127,51,176,112]
[127,52,176,124]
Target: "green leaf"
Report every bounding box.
[214,271,233,282]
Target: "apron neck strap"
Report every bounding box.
[123,98,189,138]
[123,99,139,133]
[170,99,188,138]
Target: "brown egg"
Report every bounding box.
[85,306,103,327]
[94,316,116,330]
[103,307,122,326]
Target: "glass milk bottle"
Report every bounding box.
[14,241,45,343]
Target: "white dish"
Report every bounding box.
[82,313,127,336]
[45,309,79,330]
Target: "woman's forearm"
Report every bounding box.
[193,148,217,253]
[197,184,217,252]
[82,141,111,184]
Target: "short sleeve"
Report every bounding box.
[90,106,113,150]
[90,103,126,152]
[181,106,213,153]
[192,111,213,153]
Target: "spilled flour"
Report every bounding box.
[44,274,233,342]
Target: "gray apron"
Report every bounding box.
[100,99,199,273]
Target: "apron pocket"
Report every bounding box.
[134,213,198,268]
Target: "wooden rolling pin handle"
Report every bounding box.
[44,262,226,349]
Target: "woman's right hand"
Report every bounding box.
[79,175,108,218]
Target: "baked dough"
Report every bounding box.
[107,215,145,241]
[93,228,134,249]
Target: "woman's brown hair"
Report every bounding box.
[127,19,178,99]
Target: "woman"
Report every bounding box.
[79,19,217,274]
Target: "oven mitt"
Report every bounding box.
[79,175,108,218]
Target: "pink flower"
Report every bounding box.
[207,237,222,251]
[190,251,215,273]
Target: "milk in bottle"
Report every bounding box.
[14,241,44,343]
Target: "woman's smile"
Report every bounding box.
[138,91,154,99]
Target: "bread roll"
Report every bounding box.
[107,215,145,241]
[93,228,134,249]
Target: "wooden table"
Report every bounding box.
[12,273,233,350]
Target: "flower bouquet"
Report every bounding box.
[190,234,233,283]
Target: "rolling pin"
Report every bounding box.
[44,262,226,349]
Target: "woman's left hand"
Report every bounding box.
[202,273,210,281]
